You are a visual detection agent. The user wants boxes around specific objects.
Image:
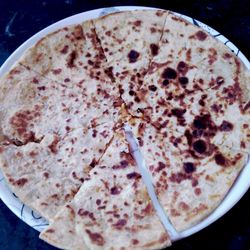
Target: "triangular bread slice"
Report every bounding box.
[129,118,248,231]
[0,123,115,221]
[124,13,250,154]
[94,10,168,110]
[40,129,171,249]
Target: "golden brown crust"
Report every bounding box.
[0,9,249,250]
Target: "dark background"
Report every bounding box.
[0,0,249,249]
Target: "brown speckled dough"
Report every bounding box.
[94,10,168,111]
[0,9,249,250]
[129,118,248,231]
[40,130,171,250]
[19,20,112,85]
[0,123,114,221]
[0,21,123,222]
[125,12,250,152]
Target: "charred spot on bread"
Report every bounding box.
[162,67,177,79]
[128,50,140,63]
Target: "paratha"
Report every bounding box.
[0,9,249,250]
[0,62,120,144]
[0,122,114,221]
[94,10,168,110]
[122,12,250,231]
[19,20,112,85]
[126,12,250,152]
[19,20,122,129]
[129,118,248,231]
[40,130,171,250]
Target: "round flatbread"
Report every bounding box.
[0,9,249,250]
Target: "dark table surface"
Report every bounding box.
[0,0,249,249]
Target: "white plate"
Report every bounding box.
[0,5,249,241]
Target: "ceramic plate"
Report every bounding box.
[0,6,249,241]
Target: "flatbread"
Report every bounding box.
[19,20,112,85]
[18,20,122,128]
[120,12,214,119]
[123,12,250,230]
[0,60,121,145]
[125,12,250,153]
[129,118,248,231]
[0,16,123,236]
[0,63,77,144]
[0,123,114,221]
[0,9,249,248]
[40,130,171,250]
[94,10,168,109]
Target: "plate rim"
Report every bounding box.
[0,5,249,241]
